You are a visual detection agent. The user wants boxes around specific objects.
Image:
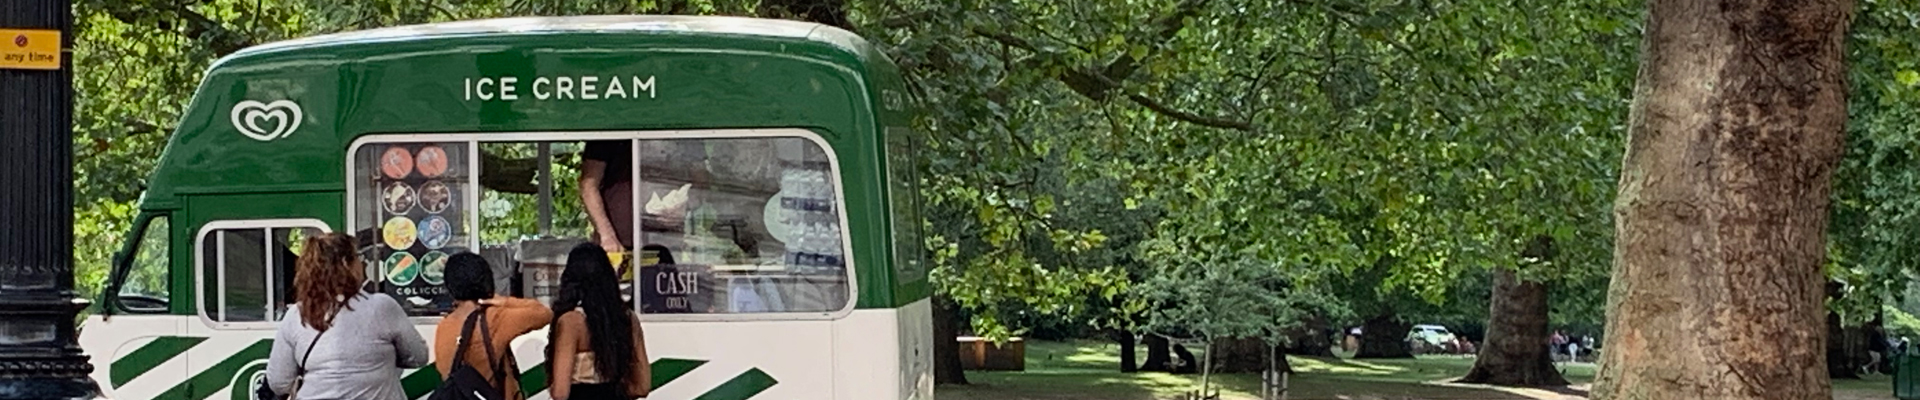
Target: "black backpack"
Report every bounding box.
[429,306,514,400]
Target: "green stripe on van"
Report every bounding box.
[651,358,706,389]
[111,336,207,387]
[401,367,442,398]
[516,361,548,398]
[404,358,712,398]
[693,368,777,400]
[115,336,774,400]
[156,339,271,400]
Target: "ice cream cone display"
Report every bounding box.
[362,142,471,313]
[382,181,416,214]
[419,180,452,214]
[380,146,414,179]
[382,216,416,250]
[415,145,449,178]
[385,252,419,286]
[420,251,449,285]
[419,216,452,249]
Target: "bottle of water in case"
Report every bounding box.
[822,224,842,267]
[807,170,826,202]
[787,223,809,273]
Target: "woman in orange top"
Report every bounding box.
[547,243,651,399]
[435,253,553,399]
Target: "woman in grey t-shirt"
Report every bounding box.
[267,233,430,400]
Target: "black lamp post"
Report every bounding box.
[0,0,103,398]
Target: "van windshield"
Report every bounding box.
[109,213,172,313]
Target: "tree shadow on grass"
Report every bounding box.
[938,340,1589,400]
[1541,386,1590,397]
[943,363,1579,400]
[1225,372,1585,400]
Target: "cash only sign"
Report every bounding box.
[1,29,61,70]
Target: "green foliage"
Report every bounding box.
[73,200,139,302]
[478,143,591,244]
[1135,255,1349,345]
[66,0,1920,348]
[1887,305,1920,341]
[881,0,1636,335]
[1827,0,1920,326]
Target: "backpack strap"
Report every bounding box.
[477,309,506,386]
[452,305,488,367]
[498,350,522,398]
[460,305,515,396]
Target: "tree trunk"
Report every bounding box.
[1284,316,1337,357]
[1826,281,1861,379]
[1848,324,1873,374]
[1593,1,1852,399]
[1211,337,1272,373]
[1277,346,1293,374]
[1827,309,1860,379]
[932,295,969,385]
[1459,268,1567,386]
[1110,329,1139,372]
[1354,314,1413,359]
[1142,334,1174,372]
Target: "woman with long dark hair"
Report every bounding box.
[547,243,651,399]
[267,232,429,400]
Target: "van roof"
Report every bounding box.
[222,15,867,65]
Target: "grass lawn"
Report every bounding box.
[937,340,1897,400]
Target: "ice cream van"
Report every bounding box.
[84,15,933,400]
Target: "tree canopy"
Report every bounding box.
[64,0,1920,390]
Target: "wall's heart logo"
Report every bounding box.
[229,100,303,141]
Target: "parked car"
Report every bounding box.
[1407,324,1461,354]
[1408,324,1456,344]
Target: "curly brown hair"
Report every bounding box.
[295,232,364,331]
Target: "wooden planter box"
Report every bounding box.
[957,336,1025,371]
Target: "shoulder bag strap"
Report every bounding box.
[287,308,339,400]
[297,309,340,374]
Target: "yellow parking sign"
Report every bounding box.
[1,29,61,70]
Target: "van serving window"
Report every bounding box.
[626,136,851,315]
[194,220,327,326]
[348,131,855,319]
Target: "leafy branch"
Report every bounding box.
[965,7,1257,132]
[84,0,256,56]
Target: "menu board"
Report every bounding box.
[370,142,471,314]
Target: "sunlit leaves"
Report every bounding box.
[872,0,1645,333]
[1137,257,1350,344]
[67,0,1920,341]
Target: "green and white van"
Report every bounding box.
[86,15,933,400]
